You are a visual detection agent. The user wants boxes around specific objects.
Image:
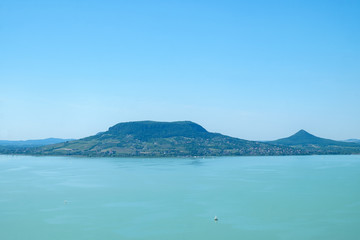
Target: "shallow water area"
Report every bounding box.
[1,154,360,240]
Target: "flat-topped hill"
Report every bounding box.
[31,121,301,157]
[107,121,209,140]
[1,122,359,157]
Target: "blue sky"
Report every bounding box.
[1,0,359,140]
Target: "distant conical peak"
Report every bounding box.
[298,129,307,133]
[293,129,314,137]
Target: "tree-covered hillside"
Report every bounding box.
[30,121,302,157]
[269,130,360,154]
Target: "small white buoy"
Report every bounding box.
[214,216,218,221]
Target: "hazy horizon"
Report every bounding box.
[0,121,357,142]
[1,0,359,141]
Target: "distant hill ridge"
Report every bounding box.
[270,129,358,147]
[0,138,73,147]
[107,121,209,140]
[1,121,359,157]
[345,139,360,143]
[268,129,360,154]
[25,121,301,157]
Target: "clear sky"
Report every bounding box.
[1,0,359,141]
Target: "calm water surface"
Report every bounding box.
[1,155,359,240]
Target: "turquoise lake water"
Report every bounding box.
[1,155,359,240]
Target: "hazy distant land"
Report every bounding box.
[0,138,74,147]
[0,121,359,157]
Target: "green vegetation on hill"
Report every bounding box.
[1,122,359,157]
[21,121,302,157]
[269,130,360,154]
[108,121,208,140]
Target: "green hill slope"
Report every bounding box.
[269,130,360,154]
[32,121,302,157]
[2,123,359,157]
